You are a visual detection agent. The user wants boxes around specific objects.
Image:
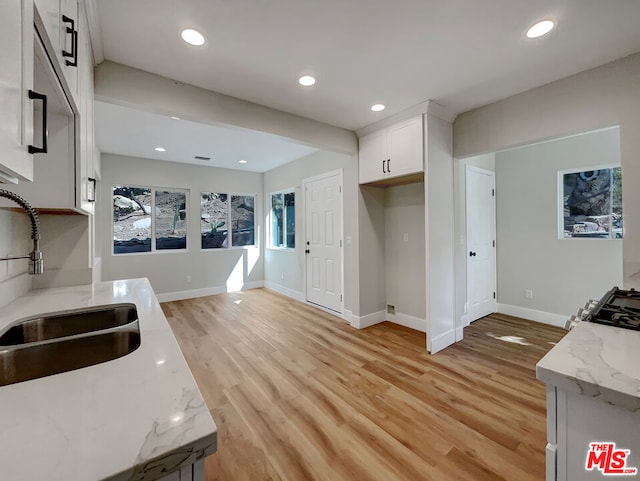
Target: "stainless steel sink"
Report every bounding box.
[0,304,141,387]
[0,303,138,345]
[0,326,140,387]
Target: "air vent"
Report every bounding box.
[194,155,211,161]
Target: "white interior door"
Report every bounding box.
[466,166,497,323]
[305,171,343,313]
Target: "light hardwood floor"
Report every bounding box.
[162,288,566,481]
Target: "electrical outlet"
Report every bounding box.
[281,272,285,280]
[403,233,409,242]
[186,275,192,283]
[525,289,533,299]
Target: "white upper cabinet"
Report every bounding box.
[0,0,34,182]
[34,0,80,104]
[33,0,60,51]
[5,0,96,214]
[358,116,424,185]
[59,0,79,99]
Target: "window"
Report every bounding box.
[560,166,622,239]
[113,186,188,254]
[269,189,295,249]
[201,192,256,249]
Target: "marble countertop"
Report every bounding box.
[0,279,217,481]
[536,321,640,413]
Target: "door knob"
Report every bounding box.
[469,251,477,257]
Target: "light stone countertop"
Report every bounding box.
[0,278,217,481]
[536,320,640,414]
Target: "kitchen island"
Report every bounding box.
[0,279,217,481]
[536,321,640,481]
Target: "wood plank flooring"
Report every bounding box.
[161,288,566,481]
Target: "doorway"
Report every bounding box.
[303,170,343,314]
[466,165,497,324]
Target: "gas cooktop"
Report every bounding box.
[585,287,640,331]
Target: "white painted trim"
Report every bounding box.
[156,280,264,303]
[426,100,457,124]
[356,100,456,137]
[386,312,426,332]
[349,310,386,329]
[83,0,105,64]
[497,303,568,328]
[455,327,464,342]
[263,281,305,302]
[461,314,470,327]
[429,329,457,354]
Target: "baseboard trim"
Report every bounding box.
[350,310,386,329]
[156,281,264,303]
[386,312,426,332]
[429,329,456,354]
[263,282,305,302]
[455,326,464,342]
[497,303,567,328]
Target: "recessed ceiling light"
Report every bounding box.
[154,146,166,152]
[526,20,555,39]
[238,159,248,164]
[170,116,180,120]
[180,28,206,46]
[371,104,386,112]
[298,75,316,87]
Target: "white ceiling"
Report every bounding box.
[96,0,640,131]
[94,101,319,172]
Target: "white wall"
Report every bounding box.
[495,128,622,317]
[425,114,455,353]
[262,150,359,314]
[385,183,426,326]
[453,52,640,292]
[99,153,264,298]
[358,185,387,320]
[0,211,32,307]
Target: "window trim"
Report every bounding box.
[112,184,190,256]
[200,191,258,251]
[557,163,622,240]
[267,188,296,251]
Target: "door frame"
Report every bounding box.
[465,165,497,326]
[302,168,345,317]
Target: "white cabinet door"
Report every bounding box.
[78,2,94,213]
[387,116,423,179]
[0,0,34,182]
[358,115,423,185]
[34,0,60,52]
[358,129,387,184]
[59,0,79,100]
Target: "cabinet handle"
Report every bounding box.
[382,159,387,174]
[62,15,78,67]
[28,90,48,154]
[387,158,391,173]
[88,177,96,203]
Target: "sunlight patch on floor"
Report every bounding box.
[486,332,532,346]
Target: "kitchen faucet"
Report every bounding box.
[0,189,43,274]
